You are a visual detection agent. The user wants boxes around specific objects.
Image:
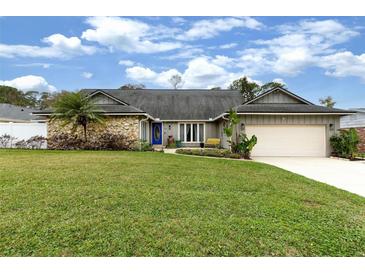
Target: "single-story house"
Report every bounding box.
[33,87,354,157]
[340,108,365,153]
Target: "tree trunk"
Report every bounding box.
[83,124,87,142]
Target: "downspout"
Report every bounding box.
[221,114,230,151]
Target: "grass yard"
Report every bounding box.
[0,150,364,256]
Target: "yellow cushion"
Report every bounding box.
[205,138,220,145]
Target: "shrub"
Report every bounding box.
[330,128,359,159]
[203,149,225,157]
[0,134,16,148]
[138,140,153,151]
[176,148,191,155]
[165,142,177,148]
[97,132,129,150]
[48,133,84,150]
[15,140,27,149]
[239,134,257,159]
[191,149,203,156]
[48,132,130,150]
[175,148,242,159]
[26,135,47,149]
[228,153,241,159]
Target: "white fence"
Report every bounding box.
[0,122,47,148]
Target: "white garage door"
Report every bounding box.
[245,125,326,157]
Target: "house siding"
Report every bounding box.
[92,93,120,105]
[252,90,302,104]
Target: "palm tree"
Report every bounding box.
[51,92,104,142]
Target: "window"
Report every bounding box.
[199,124,204,142]
[186,124,191,142]
[179,124,184,141]
[178,123,205,143]
[140,121,147,141]
[193,124,197,142]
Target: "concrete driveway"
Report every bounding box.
[254,157,365,197]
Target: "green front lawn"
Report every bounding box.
[0,150,364,256]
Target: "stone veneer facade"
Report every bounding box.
[355,127,365,153]
[47,116,141,149]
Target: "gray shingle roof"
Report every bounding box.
[0,103,41,122]
[82,89,244,120]
[32,88,353,120]
[235,104,354,114]
[34,104,144,115]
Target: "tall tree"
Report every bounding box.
[319,96,336,108]
[168,74,183,89]
[38,90,72,109]
[229,77,260,102]
[0,85,33,107]
[257,81,285,93]
[51,92,104,142]
[229,77,286,102]
[119,84,145,90]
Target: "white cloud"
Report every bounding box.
[237,19,359,76]
[0,75,57,92]
[160,47,204,60]
[171,17,186,25]
[125,66,157,81]
[219,43,238,49]
[82,72,93,79]
[182,57,236,88]
[272,78,286,85]
[14,63,51,69]
[125,56,254,89]
[177,17,263,41]
[0,34,97,59]
[118,59,135,66]
[211,55,235,67]
[81,16,182,54]
[319,51,365,81]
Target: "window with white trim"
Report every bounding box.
[178,123,205,143]
[140,121,147,141]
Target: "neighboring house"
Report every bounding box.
[34,87,354,157]
[0,103,44,123]
[340,108,365,153]
[0,103,47,145]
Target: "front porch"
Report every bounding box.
[141,119,226,149]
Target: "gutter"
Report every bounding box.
[235,112,356,115]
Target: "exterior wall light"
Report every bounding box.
[241,123,245,131]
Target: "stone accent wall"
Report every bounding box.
[47,116,141,149]
[355,127,365,153]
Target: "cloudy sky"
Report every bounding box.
[0,16,365,108]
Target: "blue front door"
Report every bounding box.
[151,123,162,145]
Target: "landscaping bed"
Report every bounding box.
[176,148,242,159]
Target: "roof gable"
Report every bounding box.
[245,87,313,105]
[87,90,129,105]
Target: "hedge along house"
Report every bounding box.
[33,87,353,156]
